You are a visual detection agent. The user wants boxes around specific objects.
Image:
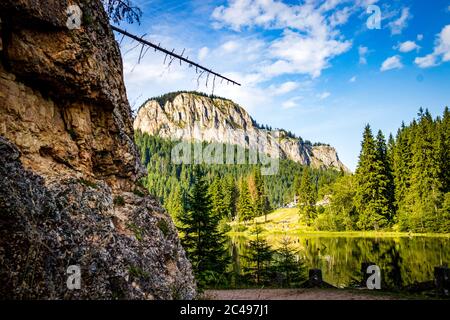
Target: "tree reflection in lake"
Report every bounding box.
[227,234,450,289]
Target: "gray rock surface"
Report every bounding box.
[0,0,196,299]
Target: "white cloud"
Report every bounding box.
[221,40,240,53]
[396,40,420,53]
[415,25,450,68]
[215,81,271,112]
[198,47,209,61]
[317,92,331,100]
[282,96,303,109]
[211,1,258,31]
[270,81,300,96]
[266,30,351,78]
[440,27,450,61]
[349,76,357,82]
[356,0,379,6]
[319,0,344,12]
[417,34,424,41]
[212,0,353,79]
[124,57,186,85]
[329,7,352,27]
[381,55,403,71]
[415,55,437,68]
[122,56,189,108]
[388,7,412,35]
[359,46,369,64]
[212,37,265,63]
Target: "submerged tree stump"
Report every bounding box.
[434,266,449,296]
[309,269,323,287]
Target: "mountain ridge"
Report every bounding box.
[134,92,348,172]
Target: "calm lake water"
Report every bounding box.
[228,234,450,288]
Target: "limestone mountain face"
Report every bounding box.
[0,0,195,299]
[134,93,348,171]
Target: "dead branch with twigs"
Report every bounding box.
[111,26,242,89]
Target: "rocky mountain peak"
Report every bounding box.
[134,91,348,172]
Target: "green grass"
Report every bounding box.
[229,208,308,237]
[126,222,144,241]
[113,196,126,207]
[128,265,150,280]
[230,207,450,239]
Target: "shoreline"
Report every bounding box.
[228,230,450,238]
[228,208,450,238]
[203,288,434,300]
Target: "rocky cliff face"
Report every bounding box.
[0,0,195,299]
[134,93,348,171]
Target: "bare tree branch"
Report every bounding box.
[103,0,142,25]
[110,22,242,87]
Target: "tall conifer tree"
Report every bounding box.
[179,167,228,286]
[403,110,443,232]
[376,130,395,222]
[222,175,238,219]
[209,177,227,219]
[298,167,316,226]
[355,125,390,230]
[237,178,254,221]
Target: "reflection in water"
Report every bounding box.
[228,235,450,288]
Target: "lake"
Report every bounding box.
[228,233,450,288]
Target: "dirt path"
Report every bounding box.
[204,288,404,300]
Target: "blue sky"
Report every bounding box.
[116,0,450,171]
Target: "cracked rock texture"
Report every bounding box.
[0,0,196,299]
[135,93,349,172]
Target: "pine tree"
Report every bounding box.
[318,175,357,231]
[293,175,301,198]
[393,123,412,229]
[165,183,184,226]
[387,133,397,215]
[298,167,317,226]
[437,107,450,232]
[439,107,450,193]
[134,132,342,222]
[403,110,443,232]
[438,193,450,233]
[273,236,307,287]
[222,175,238,219]
[376,130,396,222]
[355,125,391,230]
[178,167,229,287]
[242,224,273,285]
[247,172,259,214]
[248,169,270,217]
[237,178,254,221]
[209,177,227,220]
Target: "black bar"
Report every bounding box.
[1,300,447,319]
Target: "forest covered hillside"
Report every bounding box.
[135,107,450,234]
